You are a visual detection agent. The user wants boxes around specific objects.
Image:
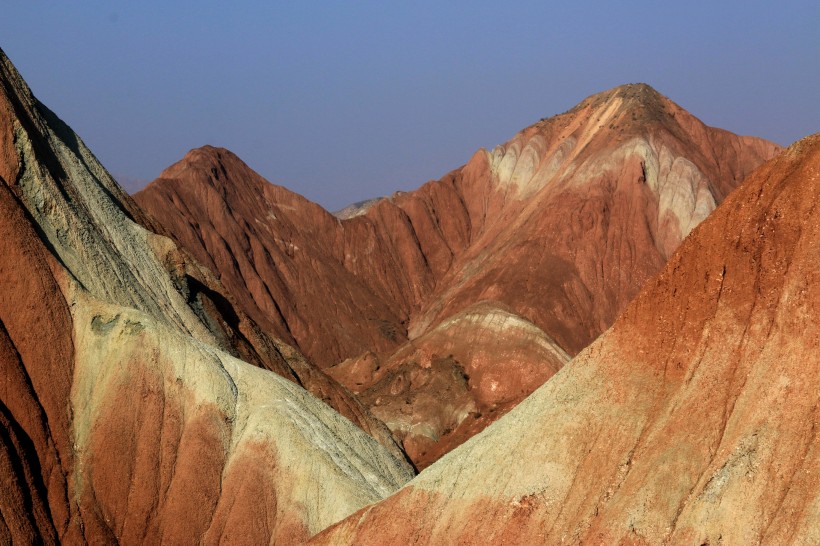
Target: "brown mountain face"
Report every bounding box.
[0,48,412,545]
[311,134,820,545]
[136,145,471,369]
[409,84,780,355]
[136,84,780,467]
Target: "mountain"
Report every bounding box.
[136,84,780,467]
[0,47,412,544]
[310,133,820,545]
[136,145,464,369]
[406,83,780,354]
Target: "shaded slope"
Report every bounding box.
[0,47,412,544]
[311,134,820,545]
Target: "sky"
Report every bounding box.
[1,1,818,211]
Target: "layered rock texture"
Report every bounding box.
[311,134,820,545]
[0,47,412,545]
[137,83,779,466]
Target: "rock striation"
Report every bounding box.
[136,146,472,369]
[0,47,412,544]
[407,83,781,355]
[311,134,820,545]
[137,83,780,467]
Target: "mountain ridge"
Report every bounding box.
[136,83,781,467]
[0,41,814,545]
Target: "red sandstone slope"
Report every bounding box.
[0,47,412,544]
[409,84,781,354]
[136,84,779,468]
[311,133,820,545]
[136,145,474,369]
[0,172,73,544]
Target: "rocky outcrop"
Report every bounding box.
[0,47,413,544]
[137,84,780,467]
[327,302,569,469]
[311,134,820,545]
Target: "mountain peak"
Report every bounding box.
[182,144,230,161]
[154,145,259,192]
[170,145,235,171]
[573,82,673,123]
[610,81,662,97]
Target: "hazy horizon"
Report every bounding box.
[2,1,817,210]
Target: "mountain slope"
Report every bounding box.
[136,84,780,467]
[0,47,412,544]
[326,302,569,468]
[136,145,473,369]
[409,83,781,353]
[311,133,820,545]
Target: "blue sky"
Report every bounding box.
[2,1,817,210]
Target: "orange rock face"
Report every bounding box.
[409,84,781,355]
[136,83,779,467]
[310,134,820,545]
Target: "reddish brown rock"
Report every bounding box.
[137,84,779,467]
[310,134,820,545]
[0,51,84,545]
[135,146,469,369]
[409,84,781,355]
